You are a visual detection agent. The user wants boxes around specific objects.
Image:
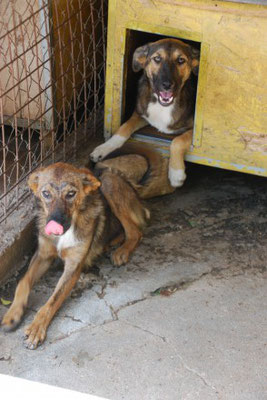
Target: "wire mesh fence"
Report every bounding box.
[0,0,107,224]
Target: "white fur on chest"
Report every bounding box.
[144,101,175,134]
[57,226,80,252]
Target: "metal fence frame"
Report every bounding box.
[0,0,107,224]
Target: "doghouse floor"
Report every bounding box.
[0,163,266,399]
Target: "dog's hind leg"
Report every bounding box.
[104,233,125,253]
[110,215,143,267]
[100,171,148,267]
[90,112,147,162]
[1,238,56,331]
[168,129,193,187]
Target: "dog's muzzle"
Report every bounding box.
[45,210,71,236]
[158,90,174,106]
[45,220,64,236]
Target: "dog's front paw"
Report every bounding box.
[111,247,130,267]
[90,135,126,162]
[23,319,47,350]
[168,167,186,187]
[1,303,24,331]
[90,142,110,162]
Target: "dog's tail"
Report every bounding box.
[95,142,175,199]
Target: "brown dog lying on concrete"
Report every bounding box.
[1,144,175,349]
[91,38,199,188]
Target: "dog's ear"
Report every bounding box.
[28,168,45,194]
[80,169,101,194]
[132,44,150,72]
[190,47,200,75]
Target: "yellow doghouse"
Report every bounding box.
[104,0,267,176]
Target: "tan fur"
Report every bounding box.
[97,154,148,182]
[91,38,199,187]
[1,143,175,348]
[115,111,147,139]
[95,143,176,199]
[1,160,150,349]
[169,129,193,171]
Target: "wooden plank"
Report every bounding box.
[104,0,267,176]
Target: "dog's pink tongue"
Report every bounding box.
[45,220,64,236]
[160,91,173,99]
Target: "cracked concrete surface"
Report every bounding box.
[0,163,266,400]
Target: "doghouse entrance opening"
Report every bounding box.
[122,29,201,144]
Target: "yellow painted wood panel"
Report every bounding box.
[104,0,267,176]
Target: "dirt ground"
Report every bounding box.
[1,161,266,296]
[0,161,266,399]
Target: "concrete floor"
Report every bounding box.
[0,163,266,400]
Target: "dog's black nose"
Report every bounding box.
[162,81,172,90]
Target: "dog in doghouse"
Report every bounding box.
[91,38,200,187]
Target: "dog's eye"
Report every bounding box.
[177,56,185,65]
[66,191,76,200]
[42,190,51,200]
[153,55,161,63]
